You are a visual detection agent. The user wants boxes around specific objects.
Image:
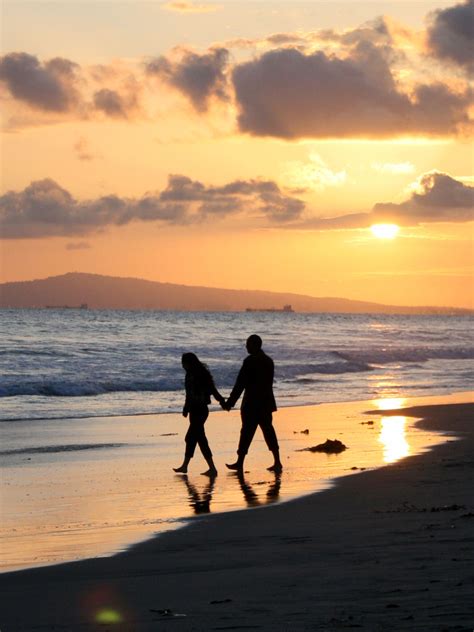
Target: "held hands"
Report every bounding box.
[218,397,232,411]
[182,406,189,418]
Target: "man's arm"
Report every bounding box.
[226,360,248,409]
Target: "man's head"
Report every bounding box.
[246,334,262,355]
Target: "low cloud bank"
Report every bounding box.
[300,172,474,230]
[0,175,304,238]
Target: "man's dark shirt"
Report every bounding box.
[227,350,277,414]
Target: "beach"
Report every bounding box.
[1,395,473,631]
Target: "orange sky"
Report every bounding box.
[1,0,473,308]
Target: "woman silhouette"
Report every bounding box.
[173,352,225,477]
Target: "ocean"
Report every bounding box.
[1,309,473,421]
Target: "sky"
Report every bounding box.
[1,0,473,308]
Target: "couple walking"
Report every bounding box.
[173,334,282,477]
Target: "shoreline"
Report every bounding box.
[1,397,473,630]
[2,387,472,423]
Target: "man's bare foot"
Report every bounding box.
[201,468,218,477]
[267,463,283,473]
[226,462,243,471]
[173,466,187,473]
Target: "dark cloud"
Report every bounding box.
[146,48,229,111]
[373,172,474,222]
[232,43,471,139]
[0,52,79,112]
[300,172,474,230]
[427,0,474,74]
[0,175,304,238]
[93,89,128,118]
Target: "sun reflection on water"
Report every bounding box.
[378,416,410,463]
[373,397,406,410]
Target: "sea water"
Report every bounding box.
[1,309,473,421]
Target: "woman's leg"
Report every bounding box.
[173,423,197,473]
[191,407,217,476]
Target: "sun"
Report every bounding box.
[370,224,400,239]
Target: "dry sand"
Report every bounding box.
[1,400,473,631]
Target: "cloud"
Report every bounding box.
[284,153,347,191]
[371,161,415,175]
[232,43,472,139]
[300,172,474,230]
[73,137,96,161]
[161,1,219,13]
[374,172,474,222]
[0,53,143,127]
[93,89,128,118]
[146,48,229,112]
[427,0,474,74]
[0,52,80,112]
[65,241,91,250]
[0,175,304,238]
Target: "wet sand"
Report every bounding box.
[1,398,473,630]
[2,395,452,572]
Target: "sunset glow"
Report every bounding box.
[370,224,400,240]
[0,1,472,309]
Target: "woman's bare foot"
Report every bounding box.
[173,466,188,473]
[201,468,218,477]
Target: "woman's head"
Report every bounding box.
[182,352,212,383]
[182,352,200,372]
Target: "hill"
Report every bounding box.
[0,273,471,314]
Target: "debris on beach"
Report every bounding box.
[293,428,310,434]
[160,433,178,436]
[360,420,375,425]
[298,439,347,454]
[150,609,186,618]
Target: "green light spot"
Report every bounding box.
[96,608,123,624]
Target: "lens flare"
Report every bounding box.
[95,609,123,624]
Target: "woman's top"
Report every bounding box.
[184,371,223,412]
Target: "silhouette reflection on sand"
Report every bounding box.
[176,470,282,514]
[234,470,281,507]
[177,474,216,514]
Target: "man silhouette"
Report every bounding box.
[225,334,282,473]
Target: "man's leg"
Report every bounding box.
[260,414,283,472]
[226,411,258,471]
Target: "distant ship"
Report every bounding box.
[245,304,294,313]
[45,303,89,309]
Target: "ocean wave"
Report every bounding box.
[279,360,374,377]
[334,346,474,365]
[0,378,183,398]
[0,443,126,456]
